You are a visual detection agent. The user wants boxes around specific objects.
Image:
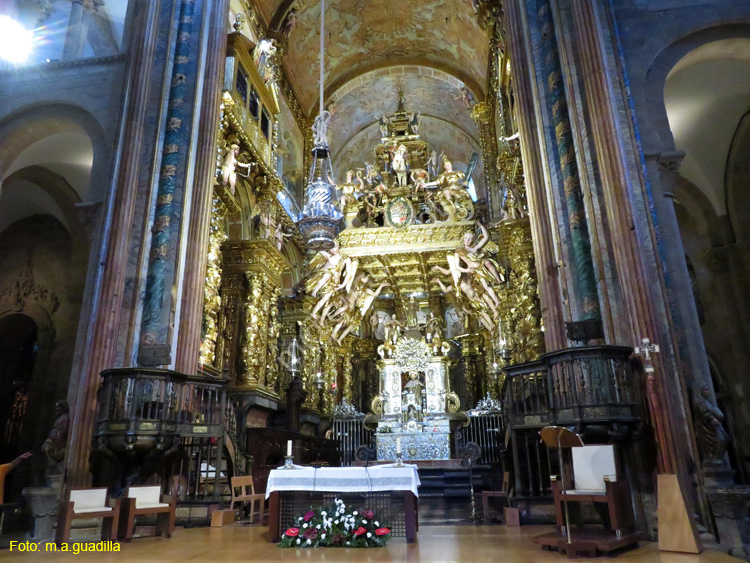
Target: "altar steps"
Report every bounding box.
[417,466,486,499]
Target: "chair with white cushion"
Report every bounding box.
[55,488,120,545]
[118,485,176,542]
[551,445,634,536]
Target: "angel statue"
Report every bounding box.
[409,112,420,135]
[330,277,388,345]
[378,115,390,138]
[421,156,474,221]
[307,241,358,322]
[220,144,253,195]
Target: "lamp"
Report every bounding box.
[296,0,343,250]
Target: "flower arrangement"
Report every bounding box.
[279,498,391,548]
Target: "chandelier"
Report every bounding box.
[296,0,343,250]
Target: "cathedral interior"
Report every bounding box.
[0,0,749,559]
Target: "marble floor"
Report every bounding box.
[0,525,738,562]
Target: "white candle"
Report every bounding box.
[287,440,292,457]
[396,437,402,455]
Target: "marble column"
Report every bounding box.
[65,0,161,487]
[502,1,567,352]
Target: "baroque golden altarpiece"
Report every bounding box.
[196,27,543,458]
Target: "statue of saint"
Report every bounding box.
[404,371,425,406]
[694,384,729,465]
[42,400,70,465]
[339,170,363,214]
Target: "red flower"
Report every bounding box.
[354,526,367,536]
[285,527,300,537]
[303,510,315,522]
[375,527,390,536]
[362,510,374,519]
[303,527,318,540]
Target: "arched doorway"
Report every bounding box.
[0,314,37,464]
[664,37,750,480]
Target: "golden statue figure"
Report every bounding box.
[307,241,358,323]
[330,276,388,345]
[421,156,474,222]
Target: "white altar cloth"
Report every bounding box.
[265,465,421,499]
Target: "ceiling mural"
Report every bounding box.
[327,69,479,153]
[281,0,488,111]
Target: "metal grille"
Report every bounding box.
[278,491,406,537]
[464,413,505,465]
[332,416,373,466]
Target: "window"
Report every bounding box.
[261,110,271,140]
[236,66,248,105]
[249,88,259,120]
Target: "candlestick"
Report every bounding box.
[396,437,402,455]
[287,439,292,457]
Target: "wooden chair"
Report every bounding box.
[118,485,176,542]
[56,488,120,545]
[480,471,511,522]
[551,444,634,536]
[230,475,265,524]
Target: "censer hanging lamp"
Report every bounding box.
[296,0,343,251]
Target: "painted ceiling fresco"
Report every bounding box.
[281,0,488,111]
[327,69,479,153]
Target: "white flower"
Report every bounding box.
[367,532,372,538]
[321,533,326,539]
[296,539,301,545]
[298,517,303,521]
[346,542,351,546]
[353,511,358,516]
[306,539,312,545]
[302,523,308,528]
[374,521,380,527]
[334,519,339,525]
[316,524,321,529]
[362,519,368,524]
[321,511,327,516]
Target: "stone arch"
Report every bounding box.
[726,109,750,244]
[0,102,109,203]
[643,23,750,151]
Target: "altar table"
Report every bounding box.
[265,465,421,543]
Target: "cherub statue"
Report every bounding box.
[410,168,429,191]
[273,222,293,252]
[281,7,298,38]
[312,111,332,147]
[307,242,358,322]
[220,144,253,195]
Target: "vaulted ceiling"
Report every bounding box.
[259,0,490,193]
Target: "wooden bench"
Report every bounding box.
[119,485,176,542]
[56,488,120,545]
[230,476,265,524]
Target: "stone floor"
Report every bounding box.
[0,524,739,562]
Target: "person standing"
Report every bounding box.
[0,452,31,504]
